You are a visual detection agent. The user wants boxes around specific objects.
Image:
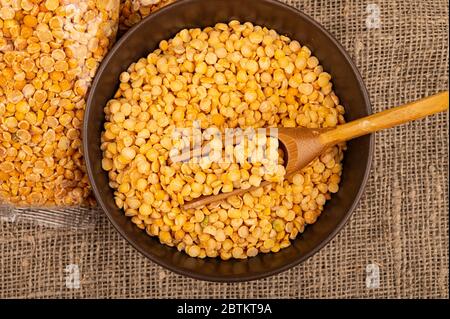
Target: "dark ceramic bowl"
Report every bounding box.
[84,0,373,282]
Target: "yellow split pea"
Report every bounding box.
[101,21,346,260]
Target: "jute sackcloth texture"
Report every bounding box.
[0,0,448,298]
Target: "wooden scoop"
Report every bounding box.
[183,91,449,210]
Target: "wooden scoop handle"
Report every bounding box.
[319,91,449,146]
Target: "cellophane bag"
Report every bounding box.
[0,0,120,228]
[118,0,173,33]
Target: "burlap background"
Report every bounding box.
[0,0,448,298]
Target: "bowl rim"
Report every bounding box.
[84,0,374,282]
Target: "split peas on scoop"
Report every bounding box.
[102,20,346,260]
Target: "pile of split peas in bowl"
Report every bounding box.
[100,20,346,260]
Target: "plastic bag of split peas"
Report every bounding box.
[119,0,174,33]
[0,0,120,226]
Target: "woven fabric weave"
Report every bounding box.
[0,0,448,298]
